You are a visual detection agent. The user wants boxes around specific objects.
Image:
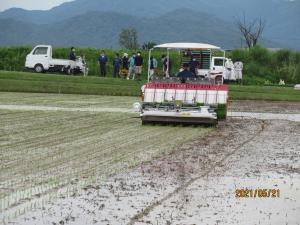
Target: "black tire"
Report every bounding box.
[34,64,44,73]
[65,66,71,75]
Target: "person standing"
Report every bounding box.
[121,53,129,78]
[161,55,167,76]
[69,47,76,61]
[225,59,235,81]
[112,53,122,78]
[134,52,143,80]
[79,53,88,76]
[149,56,158,78]
[234,59,243,84]
[127,53,136,80]
[189,57,199,76]
[162,55,172,77]
[98,50,108,77]
[177,63,195,83]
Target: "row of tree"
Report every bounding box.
[119,28,156,50]
[120,16,265,50]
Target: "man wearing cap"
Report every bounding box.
[69,47,76,61]
[177,63,195,83]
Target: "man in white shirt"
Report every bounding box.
[225,59,235,81]
[234,59,243,83]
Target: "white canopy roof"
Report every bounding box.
[154,42,220,50]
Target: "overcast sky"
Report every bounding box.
[0,0,73,12]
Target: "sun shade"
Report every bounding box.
[154,42,220,50]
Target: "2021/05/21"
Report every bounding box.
[236,189,280,198]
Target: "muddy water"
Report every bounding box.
[228,111,300,122]
[138,121,300,224]
[1,93,299,225]
[1,104,300,122]
[6,119,299,225]
[228,100,300,114]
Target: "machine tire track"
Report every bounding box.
[127,120,267,225]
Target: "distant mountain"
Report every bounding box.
[2,0,298,24]
[0,9,242,49]
[0,0,299,49]
[0,19,38,46]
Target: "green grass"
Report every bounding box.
[0,70,142,96]
[216,104,227,120]
[229,85,300,101]
[0,70,299,101]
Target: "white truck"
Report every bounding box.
[25,45,86,75]
[197,56,237,82]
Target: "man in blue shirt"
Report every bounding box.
[177,63,195,83]
[98,50,108,77]
[149,56,158,78]
[112,53,122,78]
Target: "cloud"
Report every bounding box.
[0,0,73,12]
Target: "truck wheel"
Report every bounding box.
[65,66,72,75]
[215,75,223,85]
[34,64,44,73]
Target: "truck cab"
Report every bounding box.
[211,57,226,73]
[25,45,52,72]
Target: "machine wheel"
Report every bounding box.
[215,75,223,84]
[34,64,44,73]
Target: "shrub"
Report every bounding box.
[1,46,299,84]
[230,46,300,84]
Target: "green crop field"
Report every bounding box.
[0,92,212,220]
[0,70,299,101]
[1,45,300,84]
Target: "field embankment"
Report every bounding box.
[1,71,300,101]
[0,70,141,96]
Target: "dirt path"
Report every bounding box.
[0,92,300,114]
[1,104,300,123]
[7,118,299,225]
[0,104,132,113]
